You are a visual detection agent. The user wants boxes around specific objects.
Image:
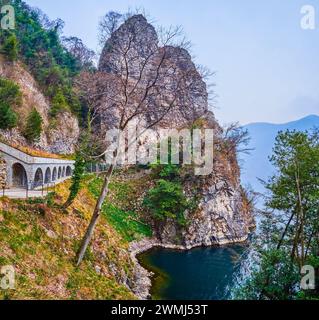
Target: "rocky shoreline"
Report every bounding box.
[129,235,250,300]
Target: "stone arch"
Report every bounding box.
[66,166,72,177]
[58,167,62,179]
[45,167,51,184]
[33,168,43,188]
[52,167,57,181]
[62,167,65,177]
[12,163,28,188]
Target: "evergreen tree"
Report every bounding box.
[234,130,319,300]
[63,153,86,209]
[0,103,18,129]
[1,33,18,62]
[0,78,20,129]
[0,78,21,105]
[23,108,43,142]
[50,89,69,117]
[143,165,192,227]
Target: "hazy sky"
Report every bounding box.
[26,0,319,125]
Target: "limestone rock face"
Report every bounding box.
[158,149,255,247]
[98,15,208,132]
[160,184,255,248]
[99,15,158,78]
[98,15,255,246]
[47,112,80,155]
[0,157,7,188]
[0,56,79,154]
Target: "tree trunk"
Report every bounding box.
[76,161,115,266]
[63,198,73,210]
[277,211,295,250]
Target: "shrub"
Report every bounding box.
[63,153,86,208]
[0,78,21,106]
[0,103,18,129]
[1,33,18,62]
[143,179,189,226]
[23,108,43,142]
[0,78,20,130]
[50,89,69,117]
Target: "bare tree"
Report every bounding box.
[98,11,123,47]
[220,123,252,156]
[62,37,96,70]
[76,15,209,265]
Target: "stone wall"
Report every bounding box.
[0,157,7,188]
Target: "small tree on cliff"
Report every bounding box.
[63,153,86,209]
[75,15,210,265]
[0,103,17,129]
[24,108,43,143]
[1,33,18,62]
[0,78,21,130]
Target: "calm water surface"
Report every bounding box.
[138,245,247,300]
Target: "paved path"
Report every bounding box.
[1,188,50,199]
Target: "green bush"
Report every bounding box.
[63,153,86,208]
[49,89,69,117]
[0,103,18,129]
[0,78,21,129]
[23,108,43,142]
[1,33,18,62]
[0,78,21,105]
[143,179,189,226]
[0,1,85,119]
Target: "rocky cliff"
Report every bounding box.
[0,56,79,154]
[98,15,255,247]
[160,153,255,247]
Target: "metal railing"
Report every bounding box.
[0,181,56,199]
[85,163,109,174]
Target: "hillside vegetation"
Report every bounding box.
[0,174,142,300]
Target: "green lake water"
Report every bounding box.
[138,245,247,300]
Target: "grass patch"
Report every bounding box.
[0,179,136,300]
[88,176,152,242]
[102,204,152,242]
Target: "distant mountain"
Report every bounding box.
[240,115,319,196]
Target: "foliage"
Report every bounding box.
[88,176,152,242]
[62,36,96,70]
[0,78,21,129]
[0,103,17,129]
[98,11,123,47]
[49,88,69,117]
[234,130,319,300]
[0,77,21,105]
[101,204,152,242]
[4,142,69,159]
[234,249,300,300]
[151,163,180,181]
[0,187,134,300]
[63,153,86,208]
[23,107,43,142]
[143,179,190,226]
[1,32,18,61]
[144,164,192,226]
[0,0,92,119]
